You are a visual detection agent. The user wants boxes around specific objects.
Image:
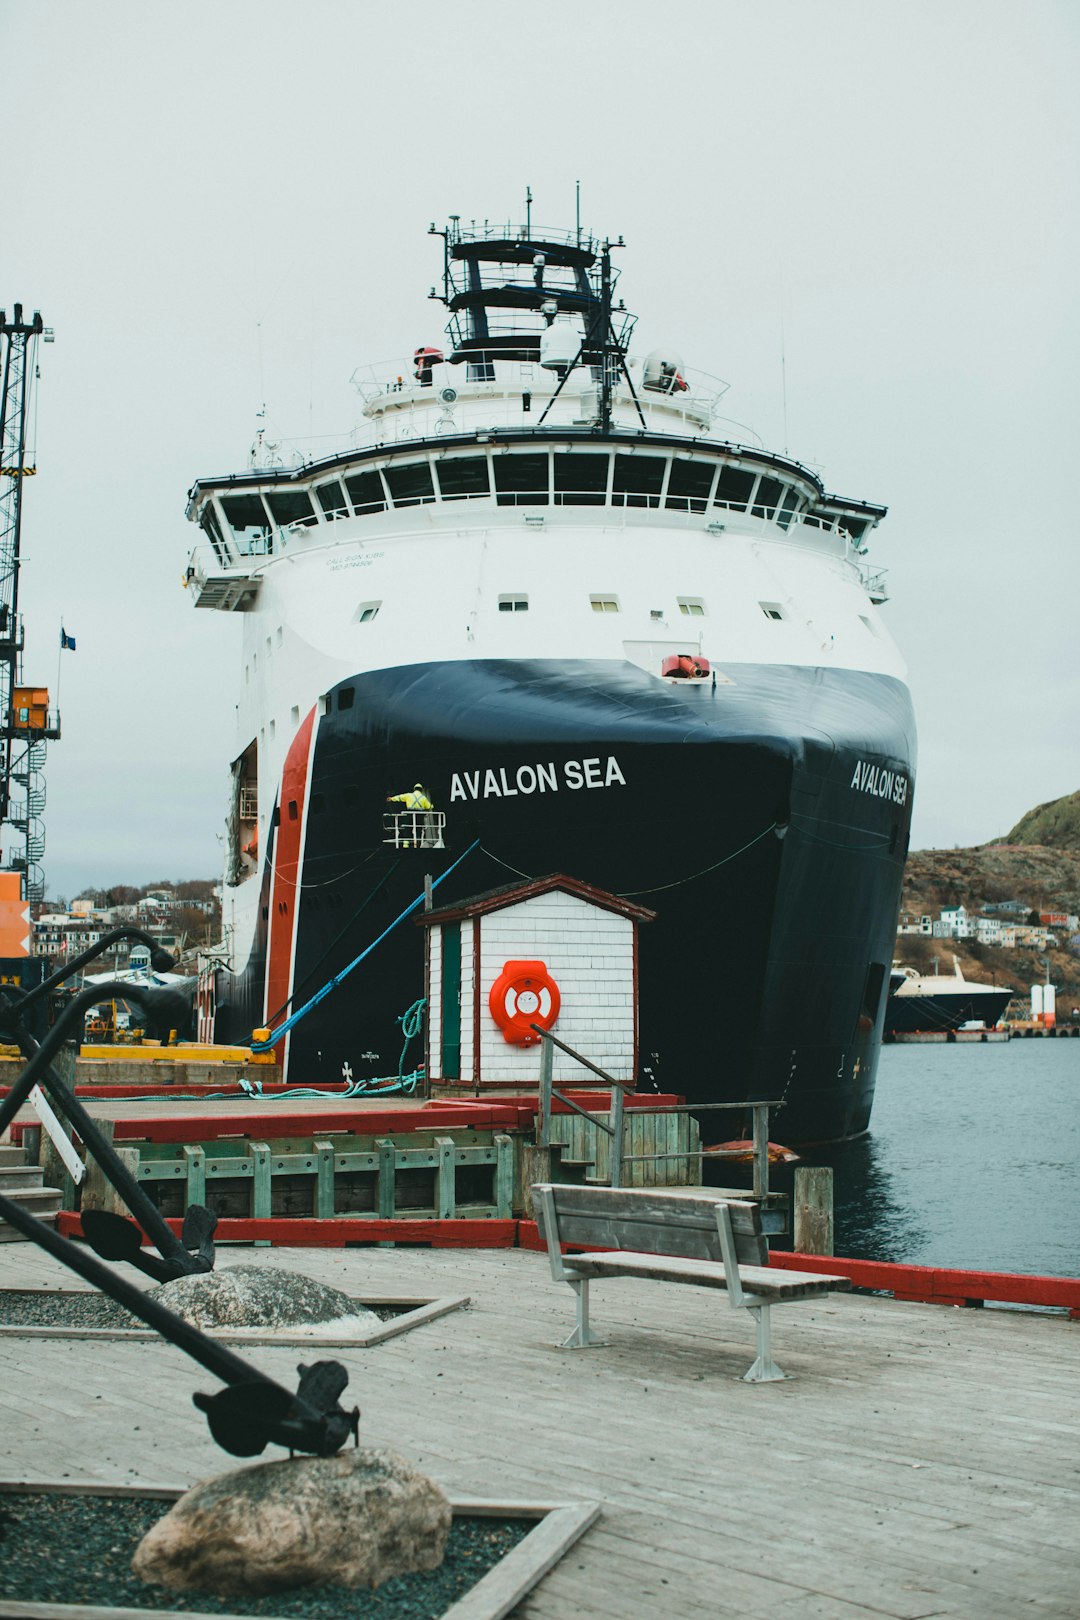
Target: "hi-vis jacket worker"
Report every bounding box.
[387,783,434,813]
[386,782,436,848]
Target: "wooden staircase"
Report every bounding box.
[0,1142,62,1240]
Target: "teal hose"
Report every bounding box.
[396,997,427,1082]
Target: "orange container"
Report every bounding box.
[10,687,49,729]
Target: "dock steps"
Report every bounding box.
[0,1148,63,1240]
[0,1185,63,1240]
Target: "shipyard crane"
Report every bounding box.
[0,304,58,905]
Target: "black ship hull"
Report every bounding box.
[218,657,916,1145]
[883,987,1012,1035]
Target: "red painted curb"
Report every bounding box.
[769,1249,1080,1312]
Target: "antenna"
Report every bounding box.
[576,180,581,245]
[525,185,532,235]
[780,306,788,455]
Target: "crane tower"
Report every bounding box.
[0,304,59,906]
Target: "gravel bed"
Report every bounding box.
[0,1492,530,1617]
[0,1292,401,1330]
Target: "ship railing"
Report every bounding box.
[858,564,890,602]
[349,356,730,433]
[382,810,446,850]
[445,218,598,253]
[531,1023,783,1206]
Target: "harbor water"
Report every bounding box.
[801,1040,1079,1278]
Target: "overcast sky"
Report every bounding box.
[3,0,1077,899]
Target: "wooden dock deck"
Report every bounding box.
[0,1240,1077,1617]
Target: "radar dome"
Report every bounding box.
[540,324,581,375]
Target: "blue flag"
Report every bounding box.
[60,627,76,651]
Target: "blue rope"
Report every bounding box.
[251,839,479,1052]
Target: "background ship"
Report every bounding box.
[884,961,1012,1035]
[185,211,917,1145]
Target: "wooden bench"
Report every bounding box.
[533,1182,851,1382]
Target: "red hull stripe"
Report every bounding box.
[264,707,317,1057]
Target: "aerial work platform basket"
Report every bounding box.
[383,810,446,849]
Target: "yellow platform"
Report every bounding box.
[77,1042,277,1064]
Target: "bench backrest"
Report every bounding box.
[534,1183,768,1267]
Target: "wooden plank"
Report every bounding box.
[534,1185,766,1265]
[562,1251,846,1300]
[441,1501,601,1620]
[181,1143,205,1210]
[436,1136,456,1220]
[313,1137,335,1218]
[246,1140,271,1218]
[493,1134,514,1220]
[377,1137,396,1219]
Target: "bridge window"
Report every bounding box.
[356,601,381,623]
[266,489,317,528]
[384,461,435,507]
[665,460,715,513]
[678,597,706,616]
[221,493,272,538]
[554,452,608,505]
[590,596,620,613]
[612,454,665,508]
[498,595,529,612]
[760,602,785,620]
[713,467,755,511]
[751,476,784,520]
[344,470,387,515]
[199,502,228,564]
[776,487,801,530]
[494,452,549,505]
[315,480,350,520]
[436,456,491,499]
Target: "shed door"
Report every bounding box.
[441,922,462,1079]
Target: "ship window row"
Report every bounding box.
[210,451,871,554]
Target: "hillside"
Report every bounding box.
[896,836,1080,1016]
[1005,789,1080,850]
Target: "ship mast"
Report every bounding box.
[430,211,645,430]
[0,305,59,904]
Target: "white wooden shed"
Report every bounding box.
[418,874,655,1089]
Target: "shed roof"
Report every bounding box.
[418,873,656,927]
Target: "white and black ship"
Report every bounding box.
[185,212,917,1144]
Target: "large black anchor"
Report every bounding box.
[0,929,218,1281]
[0,929,358,1458]
[0,1192,359,1457]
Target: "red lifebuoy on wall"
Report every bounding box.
[488,959,562,1046]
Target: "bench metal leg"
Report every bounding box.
[561,1279,608,1349]
[742,1305,786,1382]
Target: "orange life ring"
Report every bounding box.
[488,959,561,1046]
